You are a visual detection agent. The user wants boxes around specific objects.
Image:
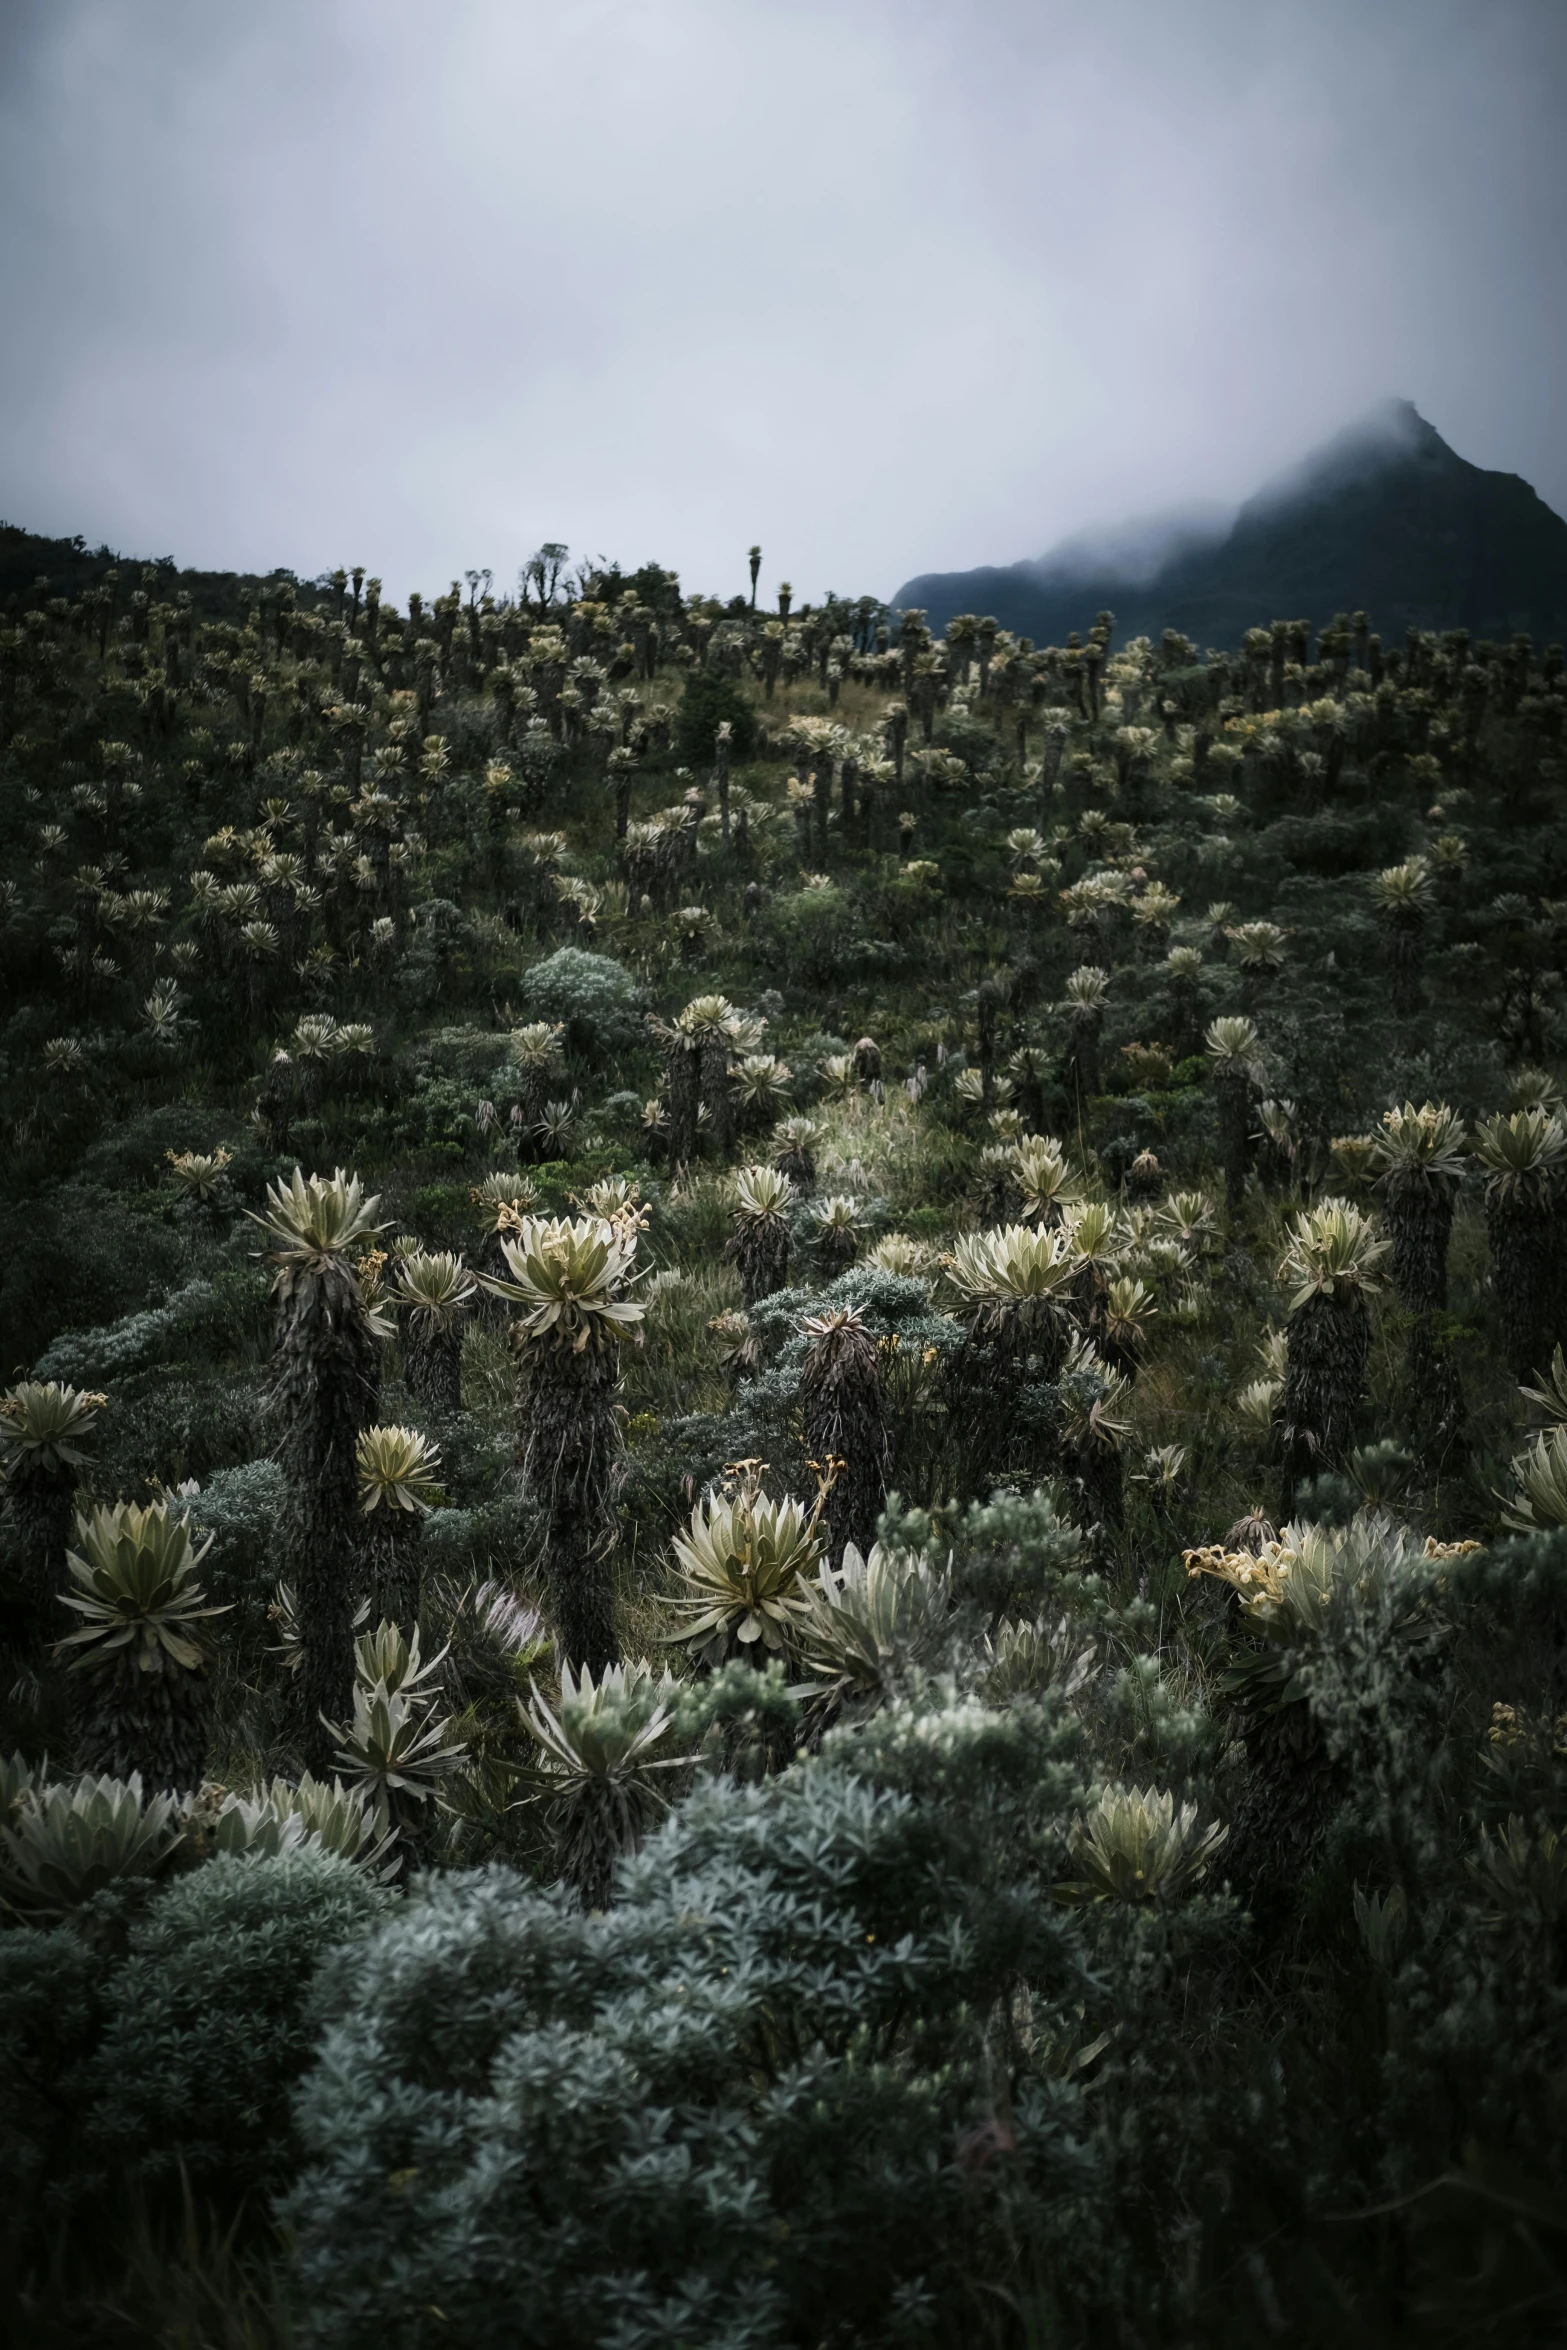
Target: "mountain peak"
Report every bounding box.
[893,403,1567,649]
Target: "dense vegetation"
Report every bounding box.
[3,547,1567,2345]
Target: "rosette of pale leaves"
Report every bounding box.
[1500,1423,1567,1532]
[1225,919,1287,970]
[1206,1013,1265,1078]
[793,1539,951,1718]
[733,1163,794,1222]
[213,1772,399,1876]
[508,1019,565,1074]
[1103,1276,1157,1356]
[164,1146,233,1203]
[1370,859,1436,915]
[1156,1191,1217,1257]
[864,1233,933,1277]
[356,1424,443,1516]
[1185,1510,1446,1712]
[1277,1198,1389,1309]
[577,1175,648,1223]
[1013,1134,1076,1223]
[810,1193,865,1257]
[1236,1377,1283,1436]
[325,1673,466,1833]
[1369,1100,1468,1189]
[0,1379,107,1476]
[393,1251,477,1330]
[665,1485,825,1664]
[1062,1784,1227,1903]
[478,1213,645,1351]
[250,1165,386,1263]
[55,1501,224,1676]
[469,1170,541,1232]
[1064,1199,1121,1273]
[945,1222,1076,1325]
[1062,964,1111,1011]
[518,1658,693,1904]
[1472,1107,1567,1206]
[980,1614,1097,1704]
[733,1054,794,1118]
[0,1771,184,1919]
[1521,1346,1567,1427]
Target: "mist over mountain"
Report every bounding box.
[894,401,1567,648]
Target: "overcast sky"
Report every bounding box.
[2,0,1564,606]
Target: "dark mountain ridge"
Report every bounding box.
[894,401,1567,648]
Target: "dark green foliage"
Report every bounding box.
[0,1853,391,2229]
[84,1852,392,2206]
[675,669,758,767]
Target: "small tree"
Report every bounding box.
[1206,1015,1265,1217]
[1369,1101,1468,1461]
[1276,1199,1389,1514]
[0,1380,107,1634]
[250,1169,387,1773]
[56,1500,225,1791]
[799,1308,891,1568]
[728,1166,794,1305]
[1473,1108,1565,1379]
[393,1253,477,1413]
[479,1214,645,1674]
[356,1426,443,1636]
[1371,860,1436,1015]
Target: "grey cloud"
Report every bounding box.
[1,0,1563,605]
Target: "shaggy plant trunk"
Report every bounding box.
[1385,1175,1464,1467]
[364,1514,424,1640]
[700,1037,735,1161]
[800,1328,891,1569]
[666,1043,700,1167]
[1072,1433,1124,1541]
[733,1217,790,1306]
[1215,1069,1253,1217]
[518,1340,623,1676]
[1382,910,1425,1016]
[945,1305,1065,1499]
[7,1461,77,1635]
[273,1260,380,1775]
[74,1655,210,1793]
[776,1140,816,1197]
[1487,1191,1559,1381]
[1225,1701,1346,1949]
[1170,981,1203,1064]
[1279,1290,1369,1518]
[403,1317,464,1413]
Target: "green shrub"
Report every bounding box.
[519,947,644,1060]
[285,1686,1096,2347]
[84,1850,394,2205]
[675,670,757,767]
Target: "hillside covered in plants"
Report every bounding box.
[3,550,1567,2345]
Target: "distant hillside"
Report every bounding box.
[0,519,326,621]
[894,401,1567,649]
